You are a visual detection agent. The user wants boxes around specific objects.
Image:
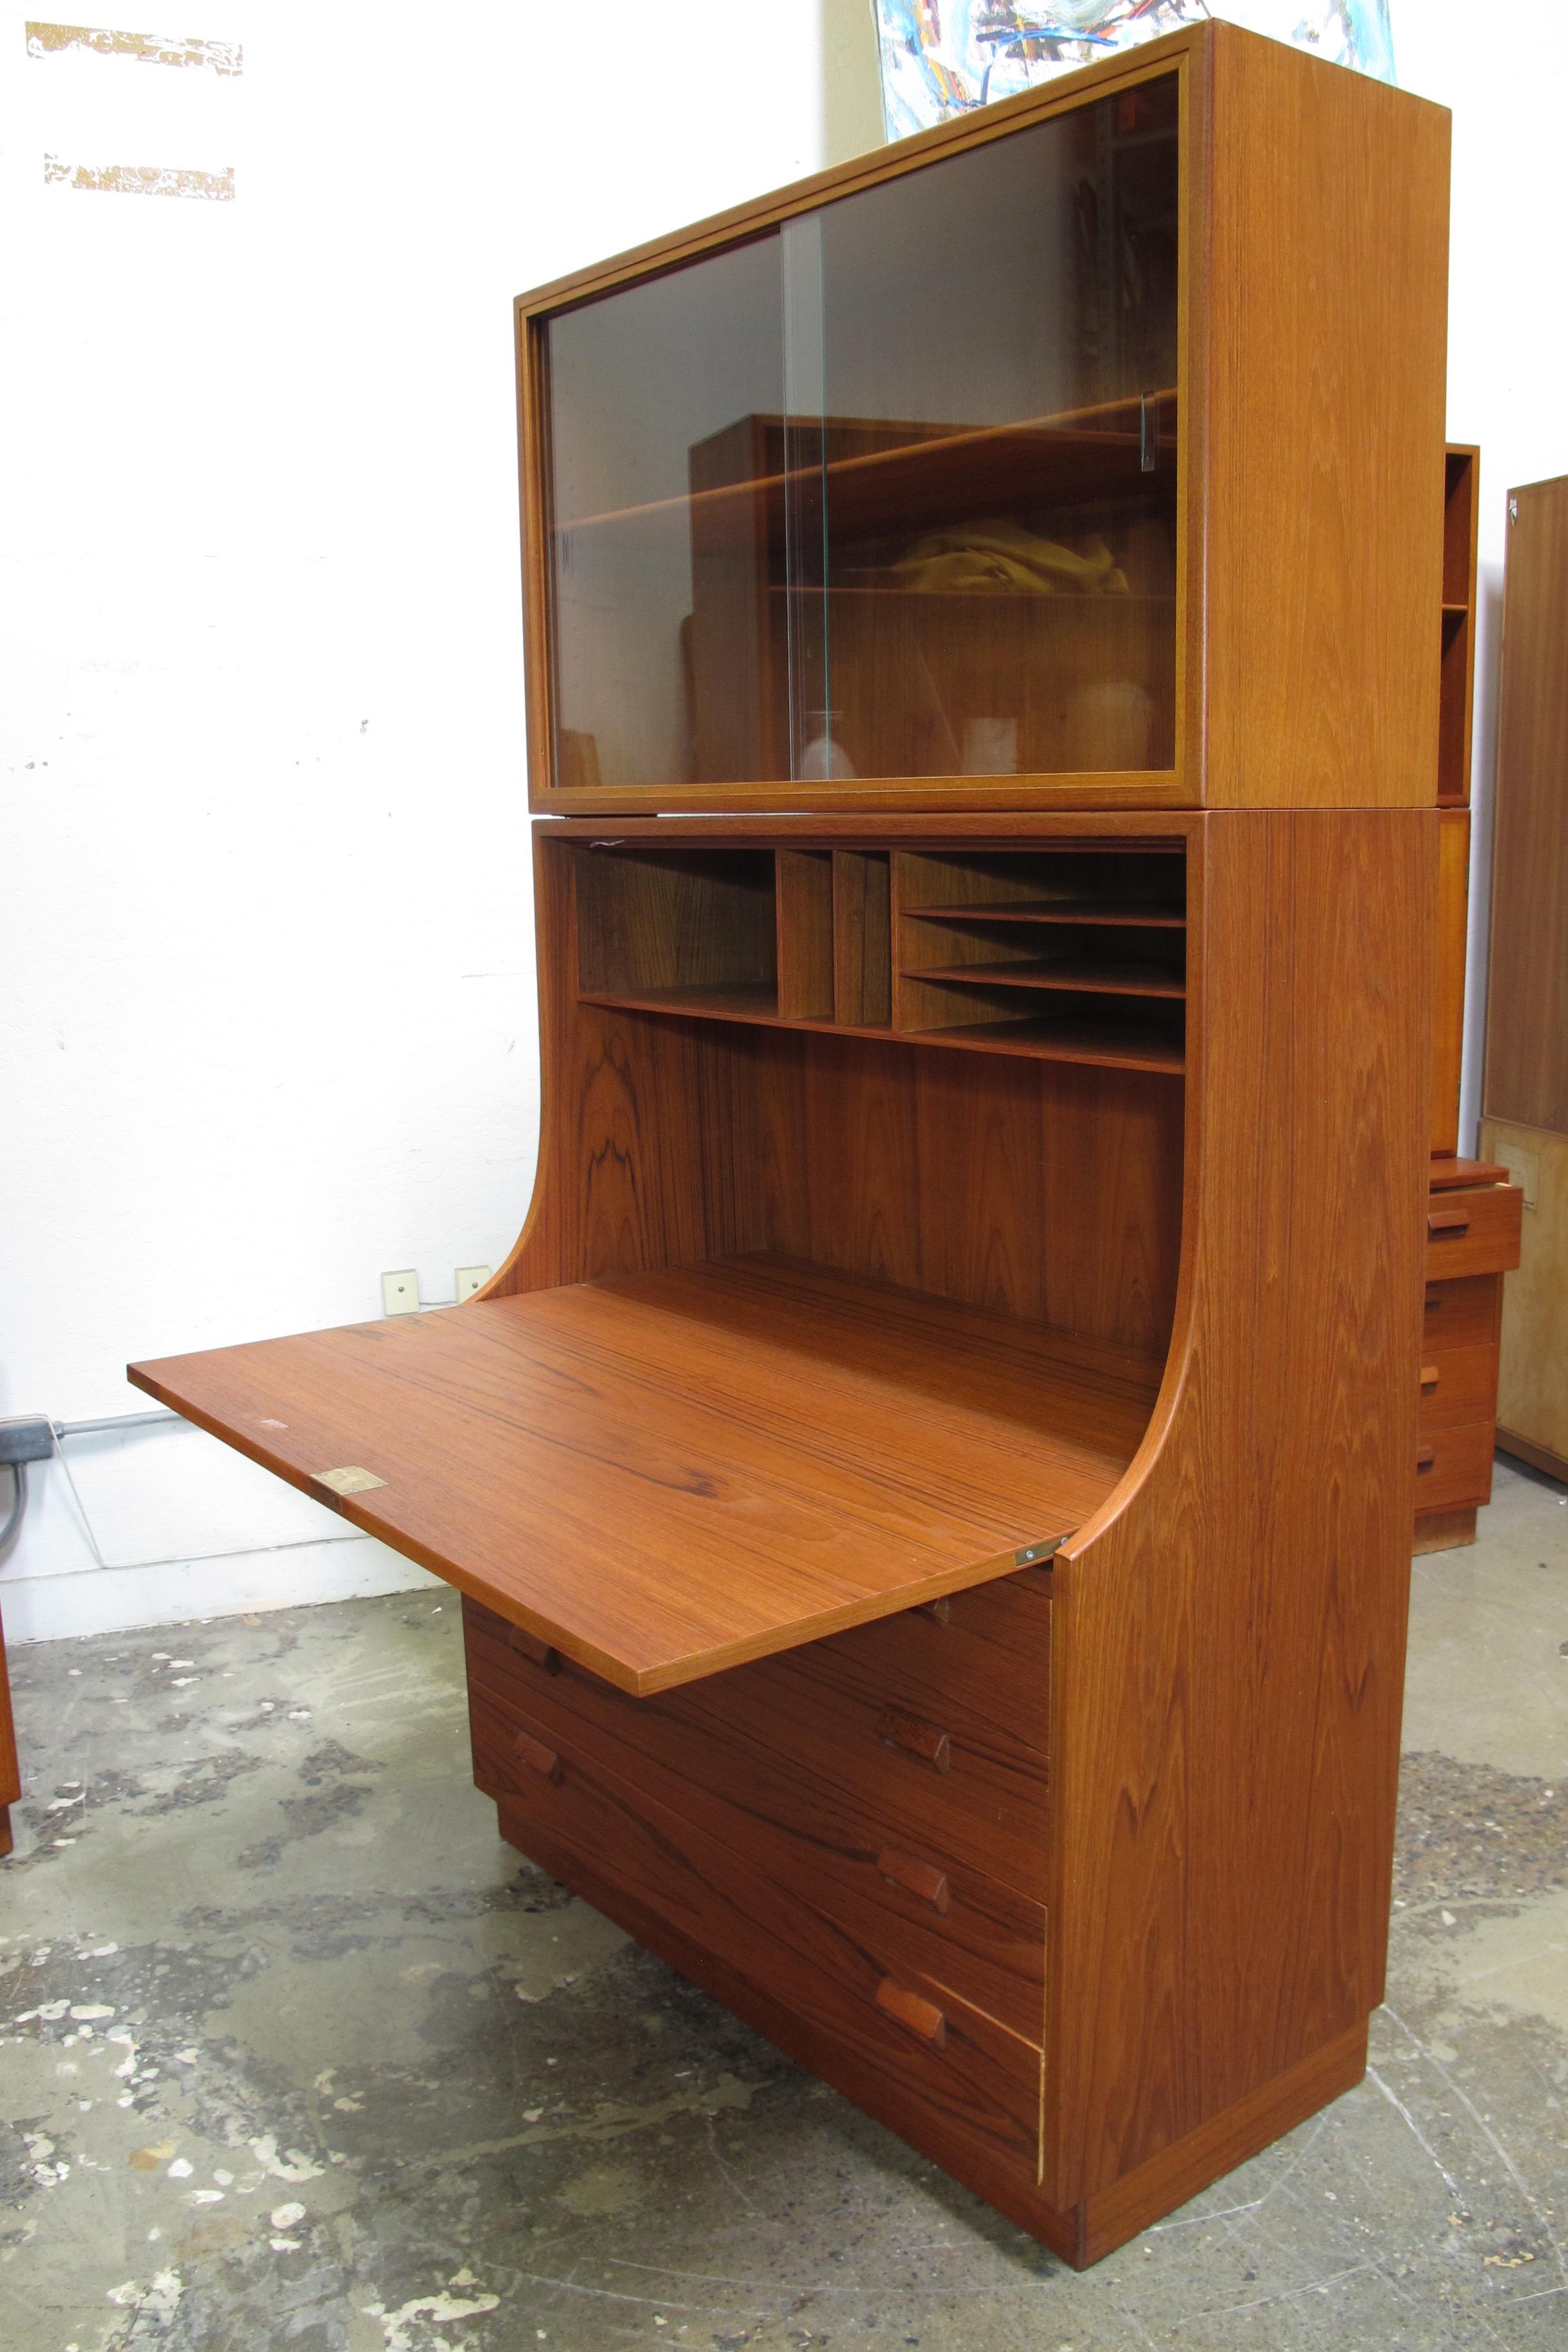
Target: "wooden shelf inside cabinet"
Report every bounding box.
[583,981,785,1023]
[578,986,1185,1074]
[916,901,1186,929]
[560,393,1179,552]
[905,1017,1184,1074]
[771,588,1177,607]
[129,1255,1157,1697]
[902,961,1185,1000]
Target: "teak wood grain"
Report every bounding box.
[519,23,1447,816]
[490,1765,1048,2196]
[1422,1182,1522,1283]
[484,1595,1054,1903]
[1043,808,1431,2209]
[1427,1157,1509,1191]
[466,1596,1049,2039]
[130,1253,1150,1696]
[500,825,1186,1362]
[1199,36,1448,811]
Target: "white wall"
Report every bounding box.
[1396,4,1568,1148]
[0,1,883,1642]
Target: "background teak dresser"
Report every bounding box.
[1418,446,1522,1552]
[129,26,1451,2267]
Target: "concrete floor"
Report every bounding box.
[1,1458,1565,2352]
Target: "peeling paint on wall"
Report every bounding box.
[26,23,244,75]
[43,153,235,199]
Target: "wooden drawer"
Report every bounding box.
[466,1587,1050,1903]
[1426,1186,1522,1281]
[486,1731,1043,2190]
[466,1614,1047,2037]
[1422,1272,1502,1353]
[1418,1340,1500,1434]
[1414,1420,1495,1514]
[767,1569,1054,1749]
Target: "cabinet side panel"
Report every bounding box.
[1046,808,1433,2207]
[1202,32,1449,807]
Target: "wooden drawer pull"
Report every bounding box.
[1429,1208,1471,1237]
[875,1977,946,2048]
[1416,1445,1436,1473]
[877,1848,950,1912]
[877,1707,951,1772]
[508,1625,562,1673]
[1420,1363,1440,1390]
[513,1727,562,1781]
[1424,1287,1443,1309]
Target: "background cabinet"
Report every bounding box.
[1480,472,1568,1482]
[1415,446,1522,1556]
[132,24,1449,2267]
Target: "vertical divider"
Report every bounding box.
[888,852,917,1032]
[834,851,892,1028]
[776,850,836,1020]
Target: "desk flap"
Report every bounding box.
[129,1256,1153,1694]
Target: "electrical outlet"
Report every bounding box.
[455,1264,493,1302]
[381,1269,421,1316]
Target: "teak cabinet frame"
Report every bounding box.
[489,806,1433,2247]
[128,23,1451,2269]
[518,24,1447,815]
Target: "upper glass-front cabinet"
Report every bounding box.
[532,68,1182,804]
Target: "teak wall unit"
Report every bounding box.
[129,26,1450,2266]
[1481,472,1568,1484]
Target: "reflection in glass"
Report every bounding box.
[546,235,787,792]
[543,75,1179,790]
